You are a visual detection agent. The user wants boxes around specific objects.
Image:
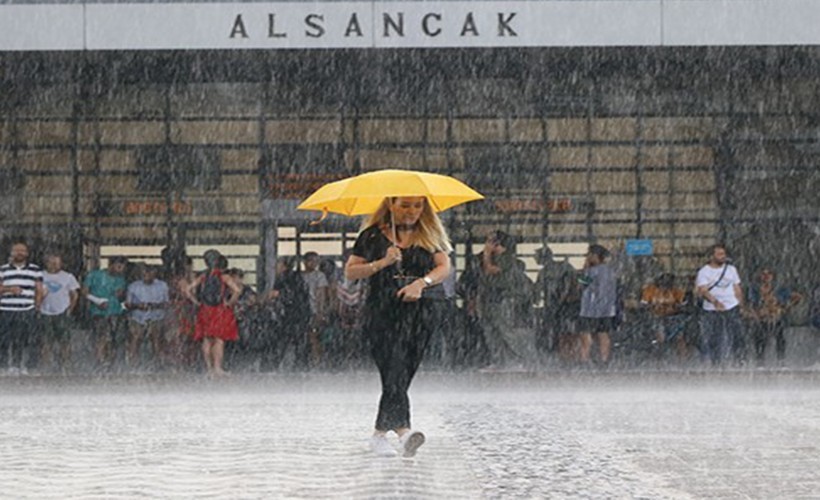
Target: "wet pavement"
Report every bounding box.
[1,370,819,499]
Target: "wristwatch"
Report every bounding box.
[422,276,434,287]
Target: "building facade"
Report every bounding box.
[1,4,819,293]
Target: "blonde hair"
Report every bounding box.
[364,198,453,254]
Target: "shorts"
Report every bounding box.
[578,316,616,334]
[91,315,127,342]
[42,314,72,341]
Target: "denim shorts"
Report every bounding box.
[578,316,616,333]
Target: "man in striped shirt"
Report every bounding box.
[0,240,44,375]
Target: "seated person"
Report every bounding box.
[641,273,687,358]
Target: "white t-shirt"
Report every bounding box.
[301,270,328,315]
[696,264,741,311]
[41,271,81,316]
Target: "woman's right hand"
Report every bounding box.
[383,246,402,266]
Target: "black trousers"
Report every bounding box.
[368,301,437,432]
[0,309,38,369]
[266,320,309,371]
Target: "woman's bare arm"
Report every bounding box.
[222,275,243,307]
[183,275,204,305]
[345,247,401,281]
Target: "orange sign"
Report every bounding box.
[493,198,573,213]
[123,201,193,216]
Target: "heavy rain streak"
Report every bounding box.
[1,6,820,498]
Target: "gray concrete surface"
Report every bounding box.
[1,371,820,498]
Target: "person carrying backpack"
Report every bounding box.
[184,249,242,377]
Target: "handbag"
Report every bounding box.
[393,273,444,300]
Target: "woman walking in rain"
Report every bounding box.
[184,250,242,377]
[345,196,452,458]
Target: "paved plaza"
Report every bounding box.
[1,370,820,499]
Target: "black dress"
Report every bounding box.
[352,225,446,431]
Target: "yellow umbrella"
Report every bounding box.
[297,169,484,217]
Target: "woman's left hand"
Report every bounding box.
[397,279,426,302]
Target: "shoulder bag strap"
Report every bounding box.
[706,264,729,292]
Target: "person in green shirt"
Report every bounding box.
[535,246,581,361]
[478,231,527,369]
[82,256,128,372]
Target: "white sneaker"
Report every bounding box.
[369,435,398,457]
[7,367,21,377]
[19,367,29,376]
[400,430,425,458]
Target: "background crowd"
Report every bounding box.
[1,235,819,376]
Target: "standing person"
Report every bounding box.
[168,256,198,371]
[226,267,258,371]
[456,252,487,367]
[477,230,525,369]
[301,251,329,367]
[319,257,342,315]
[746,267,802,365]
[578,244,617,366]
[184,250,242,377]
[40,253,80,374]
[336,250,368,369]
[83,256,128,373]
[345,196,451,458]
[641,273,688,360]
[534,246,580,361]
[318,258,342,368]
[695,244,744,366]
[265,256,311,371]
[0,240,44,376]
[430,265,459,369]
[125,265,169,372]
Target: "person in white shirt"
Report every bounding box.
[125,265,169,371]
[695,244,744,365]
[300,252,328,367]
[40,254,80,373]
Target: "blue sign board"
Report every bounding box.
[625,239,653,256]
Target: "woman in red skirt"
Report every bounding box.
[185,250,242,377]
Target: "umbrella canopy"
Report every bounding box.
[297,169,484,216]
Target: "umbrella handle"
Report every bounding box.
[390,209,402,274]
[309,208,329,226]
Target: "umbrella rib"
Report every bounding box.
[417,173,445,212]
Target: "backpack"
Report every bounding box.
[274,272,311,325]
[198,271,225,306]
